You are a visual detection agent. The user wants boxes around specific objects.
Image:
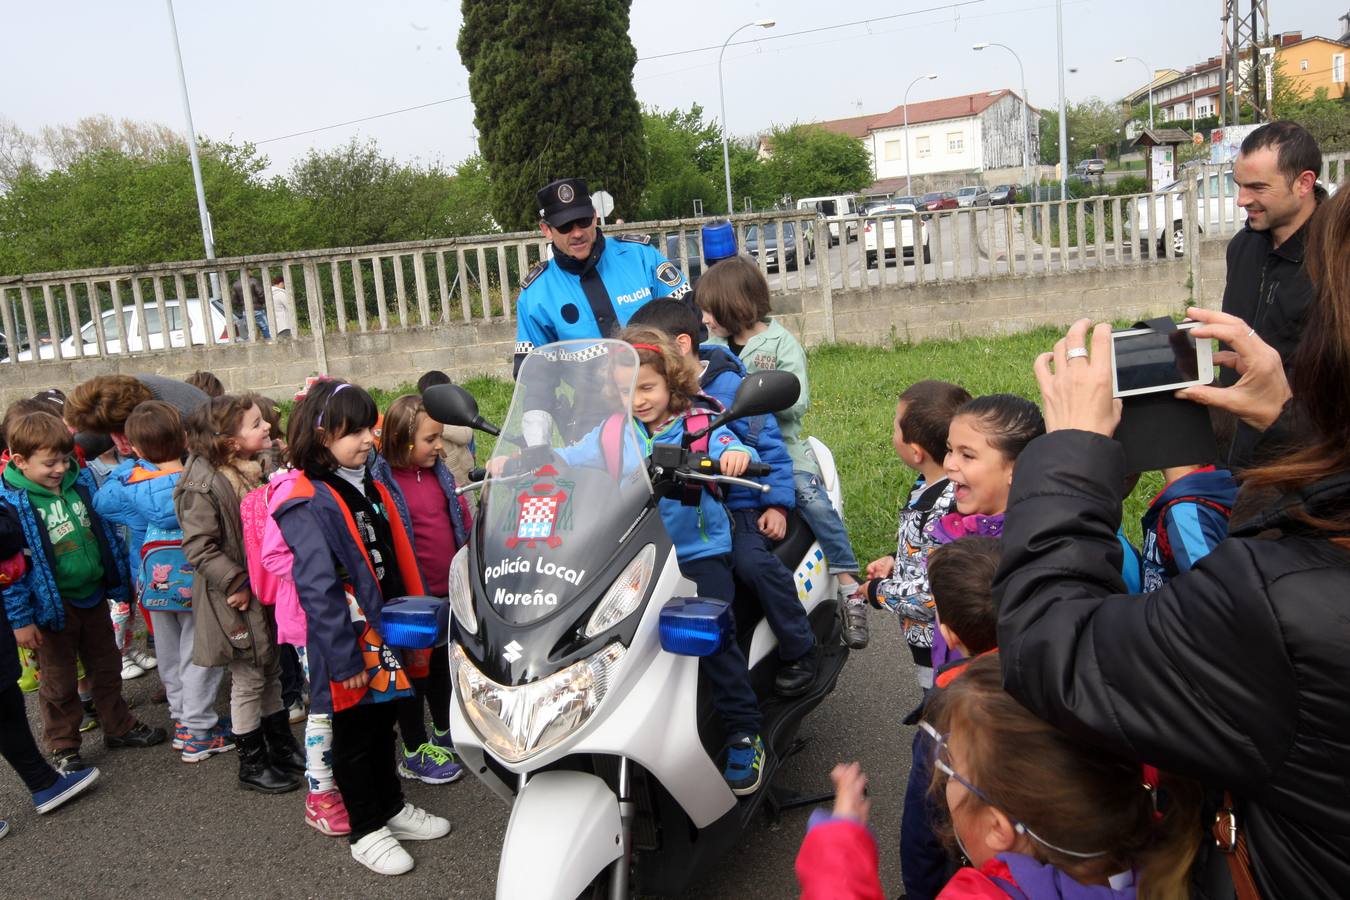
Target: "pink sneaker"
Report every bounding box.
[305,789,351,836]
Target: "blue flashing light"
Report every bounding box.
[702,221,737,263]
[381,596,450,650]
[659,598,733,657]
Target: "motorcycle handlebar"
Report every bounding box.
[680,470,771,494]
[743,462,772,477]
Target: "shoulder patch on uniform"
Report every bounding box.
[520,260,549,289]
[655,261,684,287]
[616,233,652,245]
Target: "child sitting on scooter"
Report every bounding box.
[535,328,768,795]
[627,298,819,698]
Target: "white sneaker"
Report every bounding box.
[350,827,414,875]
[286,699,306,724]
[384,802,452,841]
[120,659,146,681]
[129,649,157,671]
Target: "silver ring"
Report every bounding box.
[1065,347,1089,361]
[1245,328,1256,337]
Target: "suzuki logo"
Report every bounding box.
[502,640,524,664]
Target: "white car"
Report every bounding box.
[6,298,235,362]
[1129,170,1245,256]
[796,195,859,245]
[863,204,931,267]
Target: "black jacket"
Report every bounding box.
[995,430,1350,900]
[1219,201,1323,469]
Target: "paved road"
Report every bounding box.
[4,609,922,898]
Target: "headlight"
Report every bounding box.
[583,544,655,638]
[452,641,626,763]
[448,545,476,635]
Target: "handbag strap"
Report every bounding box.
[1212,790,1261,900]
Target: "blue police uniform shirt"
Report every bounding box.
[514,235,690,363]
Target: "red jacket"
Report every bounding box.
[795,817,886,900]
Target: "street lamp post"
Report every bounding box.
[164,0,215,264]
[903,73,939,195]
[719,19,775,216]
[1055,0,1069,199]
[1114,55,1155,130]
[973,43,1030,197]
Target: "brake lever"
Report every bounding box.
[679,470,771,494]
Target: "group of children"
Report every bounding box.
[2,241,1244,895]
[0,370,477,876]
[795,366,1238,899]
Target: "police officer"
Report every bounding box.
[513,177,691,375]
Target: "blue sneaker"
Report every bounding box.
[0,819,8,840]
[181,725,236,763]
[33,767,100,814]
[171,722,191,751]
[430,726,455,752]
[722,735,765,796]
[397,742,465,785]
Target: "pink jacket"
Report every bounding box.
[254,468,306,646]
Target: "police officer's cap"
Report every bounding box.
[537,178,596,227]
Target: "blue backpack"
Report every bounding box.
[138,524,194,612]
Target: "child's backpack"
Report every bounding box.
[139,524,193,612]
[1155,494,1233,577]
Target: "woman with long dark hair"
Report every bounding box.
[995,188,1350,898]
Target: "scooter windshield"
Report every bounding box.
[478,340,651,624]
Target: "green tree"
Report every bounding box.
[634,104,723,220]
[1038,99,1126,164]
[0,140,290,275]
[760,124,872,202]
[458,0,647,230]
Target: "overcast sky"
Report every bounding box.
[5,0,1338,176]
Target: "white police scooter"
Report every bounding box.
[424,340,849,899]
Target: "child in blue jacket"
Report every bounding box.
[1,407,165,774]
[547,328,767,795]
[94,401,231,763]
[628,298,818,697]
[1138,463,1238,591]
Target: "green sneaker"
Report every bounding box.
[17,649,39,693]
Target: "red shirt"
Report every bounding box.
[390,466,455,596]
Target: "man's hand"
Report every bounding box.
[341,671,370,691]
[757,506,787,541]
[830,762,870,824]
[13,625,42,650]
[865,556,895,580]
[719,450,750,478]
[225,590,251,611]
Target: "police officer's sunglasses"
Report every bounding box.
[553,216,594,234]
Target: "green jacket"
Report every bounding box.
[2,463,104,599]
[718,319,819,476]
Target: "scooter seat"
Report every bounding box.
[770,508,818,572]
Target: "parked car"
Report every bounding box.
[1126,169,1244,257]
[920,191,960,212]
[988,184,1019,205]
[744,221,812,272]
[664,232,704,282]
[956,185,991,207]
[6,297,238,362]
[796,195,859,245]
[1074,158,1107,176]
[863,203,931,268]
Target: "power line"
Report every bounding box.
[252,0,986,146]
[255,94,470,145]
[635,0,986,62]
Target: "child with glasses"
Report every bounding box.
[922,655,1202,899]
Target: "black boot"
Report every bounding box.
[236,729,301,794]
[261,710,306,775]
[774,647,819,698]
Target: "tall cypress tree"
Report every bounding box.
[459,1,647,231]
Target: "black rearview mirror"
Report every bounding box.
[423,384,500,436]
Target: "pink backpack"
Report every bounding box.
[241,469,307,646]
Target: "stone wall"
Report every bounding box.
[0,243,1228,408]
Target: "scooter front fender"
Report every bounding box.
[496,770,622,900]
